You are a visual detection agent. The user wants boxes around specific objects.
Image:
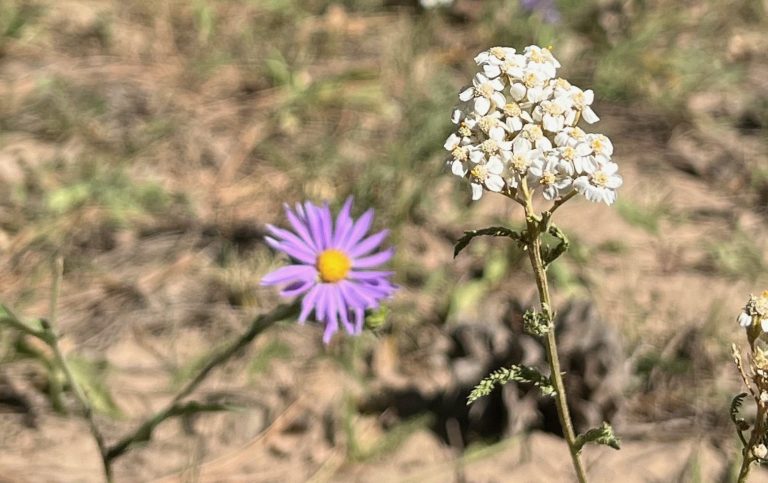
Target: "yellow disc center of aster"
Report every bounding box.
[316,249,351,283]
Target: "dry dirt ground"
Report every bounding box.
[1,1,768,482]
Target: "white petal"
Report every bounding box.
[444,133,460,150]
[485,174,504,192]
[489,126,506,141]
[474,52,490,64]
[483,64,502,79]
[473,73,489,86]
[536,137,552,151]
[739,311,753,327]
[564,110,577,126]
[491,92,507,108]
[451,109,463,124]
[582,107,599,124]
[527,86,543,103]
[602,162,619,175]
[459,87,474,102]
[510,83,526,101]
[490,78,505,91]
[513,137,532,153]
[469,149,484,163]
[506,117,522,132]
[543,115,557,133]
[474,97,491,115]
[605,175,623,189]
[471,183,483,200]
[451,160,467,176]
[487,156,504,174]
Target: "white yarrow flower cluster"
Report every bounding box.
[738,291,768,332]
[445,45,621,203]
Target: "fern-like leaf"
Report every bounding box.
[454,226,524,258]
[467,364,554,405]
[575,422,621,452]
[731,392,750,432]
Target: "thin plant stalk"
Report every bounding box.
[105,302,299,461]
[44,256,113,481]
[737,396,766,482]
[521,185,588,483]
[0,262,298,482]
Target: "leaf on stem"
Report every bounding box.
[0,304,47,338]
[574,421,621,452]
[467,364,555,405]
[453,226,524,258]
[731,392,750,432]
[67,356,123,418]
[523,307,552,337]
[541,224,569,267]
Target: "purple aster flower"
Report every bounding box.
[261,198,397,343]
[520,0,561,24]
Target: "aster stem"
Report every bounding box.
[105,302,300,463]
[523,204,589,483]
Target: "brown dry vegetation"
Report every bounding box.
[1,0,768,481]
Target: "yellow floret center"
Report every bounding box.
[593,171,609,187]
[316,249,351,283]
[477,82,495,98]
[490,47,507,59]
[470,164,488,181]
[524,125,543,140]
[504,102,521,117]
[524,72,539,88]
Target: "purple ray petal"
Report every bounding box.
[265,237,316,265]
[338,280,370,309]
[285,205,318,252]
[314,285,329,324]
[323,318,338,344]
[298,285,321,324]
[332,197,354,247]
[261,265,317,286]
[348,229,389,258]
[353,307,365,334]
[335,288,355,334]
[326,287,341,335]
[266,225,316,257]
[352,248,394,269]
[319,203,333,250]
[340,208,374,251]
[304,202,326,251]
[347,270,394,281]
[280,279,316,298]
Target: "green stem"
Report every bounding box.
[106,302,299,461]
[43,257,113,482]
[737,398,766,482]
[524,207,589,483]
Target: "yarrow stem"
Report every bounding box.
[524,203,589,483]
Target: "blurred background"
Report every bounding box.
[0,0,767,481]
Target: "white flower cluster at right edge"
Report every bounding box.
[444,45,622,204]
